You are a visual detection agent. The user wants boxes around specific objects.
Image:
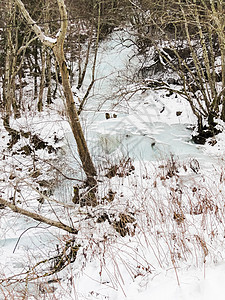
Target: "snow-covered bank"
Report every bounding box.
[1,29,225,300]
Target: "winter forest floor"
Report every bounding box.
[1,30,225,299]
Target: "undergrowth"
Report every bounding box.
[1,154,225,298]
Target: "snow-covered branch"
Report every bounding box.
[15,0,57,47]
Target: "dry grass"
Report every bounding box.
[0,155,225,298]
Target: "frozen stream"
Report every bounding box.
[66,111,217,169]
[68,31,218,166]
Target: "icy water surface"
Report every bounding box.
[66,110,208,164]
[71,31,207,163]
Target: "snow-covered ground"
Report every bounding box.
[1,30,225,299]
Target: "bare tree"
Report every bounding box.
[15,0,97,186]
[2,1,36,115]
[128,0,225,142]
[1,0,38,147]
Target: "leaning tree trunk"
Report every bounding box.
[15,0,97,186]
[54,46,97,183]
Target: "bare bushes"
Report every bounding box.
[64,156,225,289]
[135,156,225,273]
[75,155,225,290]
[128,1,225,143]
[65,155,225,291]
[1,153,225,296]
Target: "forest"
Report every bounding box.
[0,1,225,299]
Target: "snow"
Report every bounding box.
[73,262,225,300]
[1,30,225,299]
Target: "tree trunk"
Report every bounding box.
[34,40,38,99]
[38,45,46,111]
[46,49,52,104]
[54,47,97,184]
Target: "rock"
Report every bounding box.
[105,113,110,119]
[19,145,32,155]
[72,186,79,204]
[190,158,200,173]
[112,213,136,237]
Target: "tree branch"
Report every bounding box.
[56,0,68,47]
[0,197,78,234]
[15,0,56,47]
